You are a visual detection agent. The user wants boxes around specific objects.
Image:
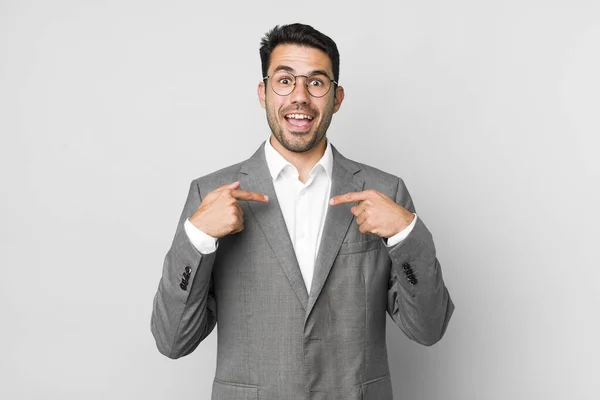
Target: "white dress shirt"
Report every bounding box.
[184,139,417,292]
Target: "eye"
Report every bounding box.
[309,78,324,87]
[278,77,293,85]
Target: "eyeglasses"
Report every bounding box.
[263,71,338,98]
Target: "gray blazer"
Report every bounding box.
[151,142,454,400]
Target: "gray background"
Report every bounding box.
[1,0,599,399]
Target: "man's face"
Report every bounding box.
[258,44,344,153]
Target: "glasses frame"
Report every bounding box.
[263,72,338,98]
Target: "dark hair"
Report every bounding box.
[259,23,340,83]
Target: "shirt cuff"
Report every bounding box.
[184,218,218,254]
[385,213,418,247]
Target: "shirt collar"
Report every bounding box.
[264,137,333,181]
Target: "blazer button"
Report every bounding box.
[409,278,418,285]
[180,282,187,290]
[402,263,411,271]
[184,266,192,274]
[183,271,191,279]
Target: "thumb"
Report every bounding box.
[229,181,241,189]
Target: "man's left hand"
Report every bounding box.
[330,190,415,238]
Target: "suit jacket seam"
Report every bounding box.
[363,265,367,386]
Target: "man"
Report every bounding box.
[151,23,454,400]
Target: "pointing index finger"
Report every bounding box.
[231,189,269,203]
[330,191,369,205]
[214,181,241,192]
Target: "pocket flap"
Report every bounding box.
[212,379,259,400]
[361,375,392,399]
[339,238,381,255]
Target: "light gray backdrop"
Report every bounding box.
[1,1,599,399]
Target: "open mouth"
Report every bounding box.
[284,113,315,131]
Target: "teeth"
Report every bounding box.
[286,114,313,120]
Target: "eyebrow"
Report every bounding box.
[272,65,330,77]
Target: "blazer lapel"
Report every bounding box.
[306,145,364,320]
[239,143,309,311]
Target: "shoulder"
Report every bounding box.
[188,142,266,197]
[357,161,406,200]
[355,160,400,186]
[334,146,405,197]
[349,156,414,210]
[190,161,245,197]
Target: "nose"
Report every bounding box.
[289,76,311,104]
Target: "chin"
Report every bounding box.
[281,130,323,152]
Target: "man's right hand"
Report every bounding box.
[189,181,269,239]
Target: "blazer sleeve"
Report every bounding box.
[151,179,218,358]
[385,178,454,346]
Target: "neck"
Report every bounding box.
[269,135,327,183]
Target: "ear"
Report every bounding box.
[258,81,266,109]
[333,85,345,113]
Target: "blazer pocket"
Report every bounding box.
[212,379,259,400]
[361,375,392,400]
[338,238,381,255]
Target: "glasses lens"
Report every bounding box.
[305,74,331,97]
[270,72,332,97]
[271,71,295,96]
